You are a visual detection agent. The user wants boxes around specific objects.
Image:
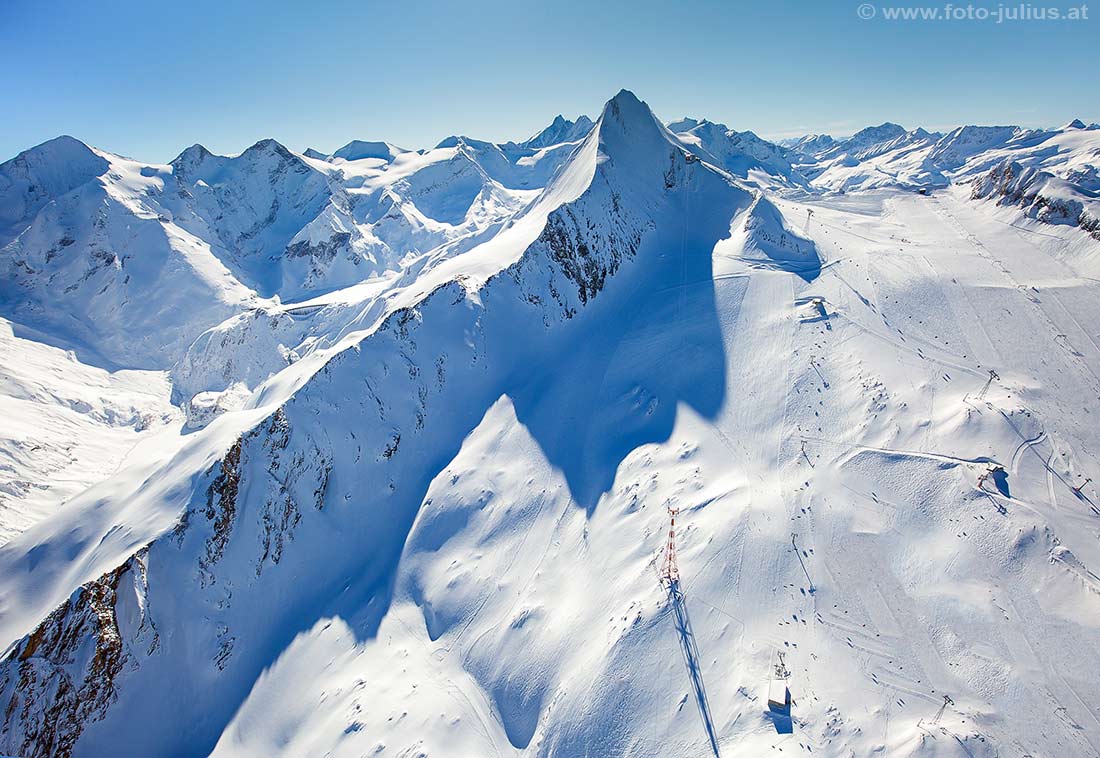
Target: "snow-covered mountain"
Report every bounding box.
[971,159,1100,243]
[0,136,258,368]
[668,118,809,191]
[784,132,838,157]
[330,140,409,163]
[518,114,595,149]
[2,91,1100,758]
[788,118,1100,217]
[171,139,346,298]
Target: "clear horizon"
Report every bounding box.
[2,0,1096,164]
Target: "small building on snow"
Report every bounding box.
[768,679,790,712]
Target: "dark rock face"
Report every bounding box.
[285,232,353,263]
[199,435,244,585]
[538,206,642,309]
[0,400,340,757]
[195,407,332,583]
[0,553,151,758]
[972,161,1100,241]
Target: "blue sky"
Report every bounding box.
[1,0,1095,162]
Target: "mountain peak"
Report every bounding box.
[579,90,706,192]
[849,122,905,139]
[432,135,500,152]
[0,135,110,230]
[1064,118,1087,130]
[33,134,93,154]
[603,89,647,119]
[173,143,213,162]
[332,140,403,162]
[6,135,100,168]
[789,133,839,156]
[840,123,908,154]
[597,90,667,148]
[242,138,295,160]
[521,114,595,148]
[667,117,700,133]
[170,143,220,178]
[670,118,729,137]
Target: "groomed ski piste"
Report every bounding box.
[0,90,1099,757]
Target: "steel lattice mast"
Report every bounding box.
[661,506,680,586]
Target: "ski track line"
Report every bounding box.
[994,409,1091,504]
[885,247,989,379]
[802,435,996,468]
[845,537,954,700]
[1001,584,1100,754]
[432,485,559,663]
[991,588,1044,677]
[917,248,1002,369]
[957,196,1100,368]
[458,493,573,663]
[382,608,506,757]
[1010,431,1047,478]
[830,300,986,382]
[895,196,1004,367]
[930,196,1100,395]
[716,271,794,472]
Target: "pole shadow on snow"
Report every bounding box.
[668,579,722,757]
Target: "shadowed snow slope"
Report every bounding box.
[170,139,341,297]
[331,140,408,163]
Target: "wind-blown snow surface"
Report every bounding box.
[2,91,1100,758]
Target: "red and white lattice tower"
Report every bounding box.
[661,506,681,586]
